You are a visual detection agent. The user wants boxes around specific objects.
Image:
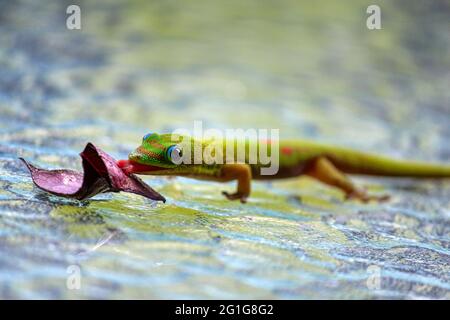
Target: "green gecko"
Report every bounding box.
[117,133,450,203]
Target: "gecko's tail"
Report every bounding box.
[326,149,450,178]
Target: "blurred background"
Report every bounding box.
[0,0,449,299]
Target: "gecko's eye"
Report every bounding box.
[142,132,153,141]
[166,145,183,164]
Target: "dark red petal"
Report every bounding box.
[19,160,85,196]
[83,143,166,202]
[20,143,166,203]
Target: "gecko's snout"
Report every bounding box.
[127,147,149,164]
[117,149,145,174]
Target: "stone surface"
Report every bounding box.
[0,0,448,299]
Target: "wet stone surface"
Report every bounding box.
[0,0,449,299]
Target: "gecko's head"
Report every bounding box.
[118,132,187,175]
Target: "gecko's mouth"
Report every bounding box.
[117,159,164,175]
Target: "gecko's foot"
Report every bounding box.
[222,191,248,204]
[345,190,390,203]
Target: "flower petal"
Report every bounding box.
[20,143,166,203]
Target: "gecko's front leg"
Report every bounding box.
[219,164,252,203]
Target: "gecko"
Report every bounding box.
[117,133,450,203]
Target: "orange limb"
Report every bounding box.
[305,157,389,202]
[219,164,252,203]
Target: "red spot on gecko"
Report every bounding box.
[281,147,293,155]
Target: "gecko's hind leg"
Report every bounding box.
[305,157,389,202]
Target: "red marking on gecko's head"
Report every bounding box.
[281,147,293,155]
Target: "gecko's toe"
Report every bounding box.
[375,194,391,202]
[346,190,390,203]
[222,191,247,203]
